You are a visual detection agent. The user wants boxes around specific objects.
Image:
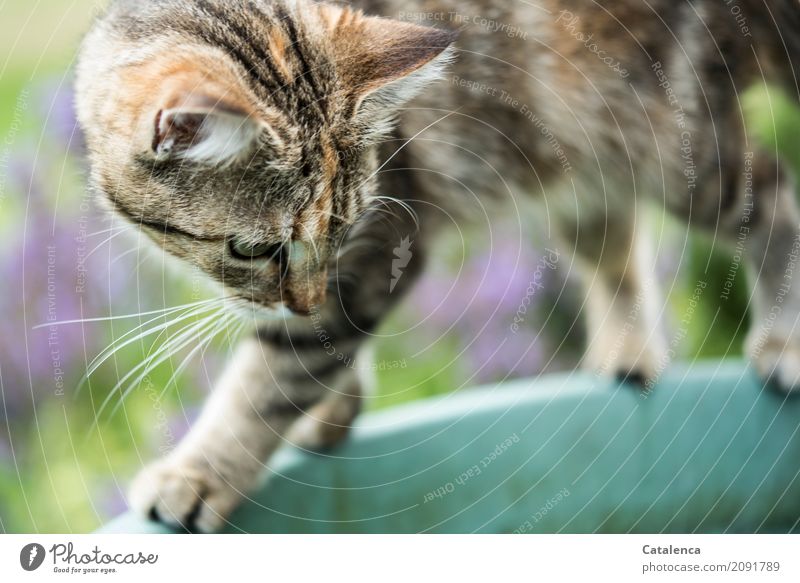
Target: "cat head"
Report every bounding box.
[75,0,456,316]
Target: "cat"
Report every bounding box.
[75,0,800,532]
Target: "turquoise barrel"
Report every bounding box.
[100,361,800,533]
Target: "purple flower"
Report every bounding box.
[401,226,566,384]
[0,79,196,418]
[36,77,85,157]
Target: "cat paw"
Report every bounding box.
[129,458,240,533]
[585,334,666,391]
[615,368,652,388]
[748,335,800,395]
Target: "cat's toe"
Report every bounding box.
[129,459,239,533]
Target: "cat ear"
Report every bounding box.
[321,7,458,118]
[152,94,276,166]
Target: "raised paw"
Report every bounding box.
[128,457,241,533]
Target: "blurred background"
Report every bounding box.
[1,0,799,533]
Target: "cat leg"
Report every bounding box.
[673,145,800,393]
[129,201,427,531]
[562,210,667,384]
[128,337,320,532]
[284,373,362,451]
[738,156,800,393]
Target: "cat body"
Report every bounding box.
[76,0,800,531]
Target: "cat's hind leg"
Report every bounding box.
[284,372,362,451]
[739,154,800,393]
[558,200,667,386]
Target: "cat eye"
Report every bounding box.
[229,240,284,261]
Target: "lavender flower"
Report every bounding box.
[402,228,564,384]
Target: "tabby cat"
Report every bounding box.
[76,0,800,531]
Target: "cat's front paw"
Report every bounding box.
[748,333,800,395]
[129,457,241,533]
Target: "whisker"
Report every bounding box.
[90,310,224,427]
[370,195,420,229]
[154,312,236,403]
[110,246,142,266]
[328,272,360,288]
[353,109,461,194]
[336,235,386,258]
[358,205,402,224]
[115,311,227,401]
[85,224,134,238]
[37,297,223,329]
[76,300,226,394]
[83,227,136,261]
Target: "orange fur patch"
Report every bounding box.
[318,4,364,33]
[268,27,294,84]
[115,50,258,141]
[318,138,339,227]
[136,60,251,109]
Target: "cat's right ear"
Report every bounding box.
[321,6,458,124]
[151,91,282,167]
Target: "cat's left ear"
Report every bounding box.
[152,91,282,166]
[321,6,458,120]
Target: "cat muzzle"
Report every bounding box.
[278,239,328,316]
[280,267,328,316]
